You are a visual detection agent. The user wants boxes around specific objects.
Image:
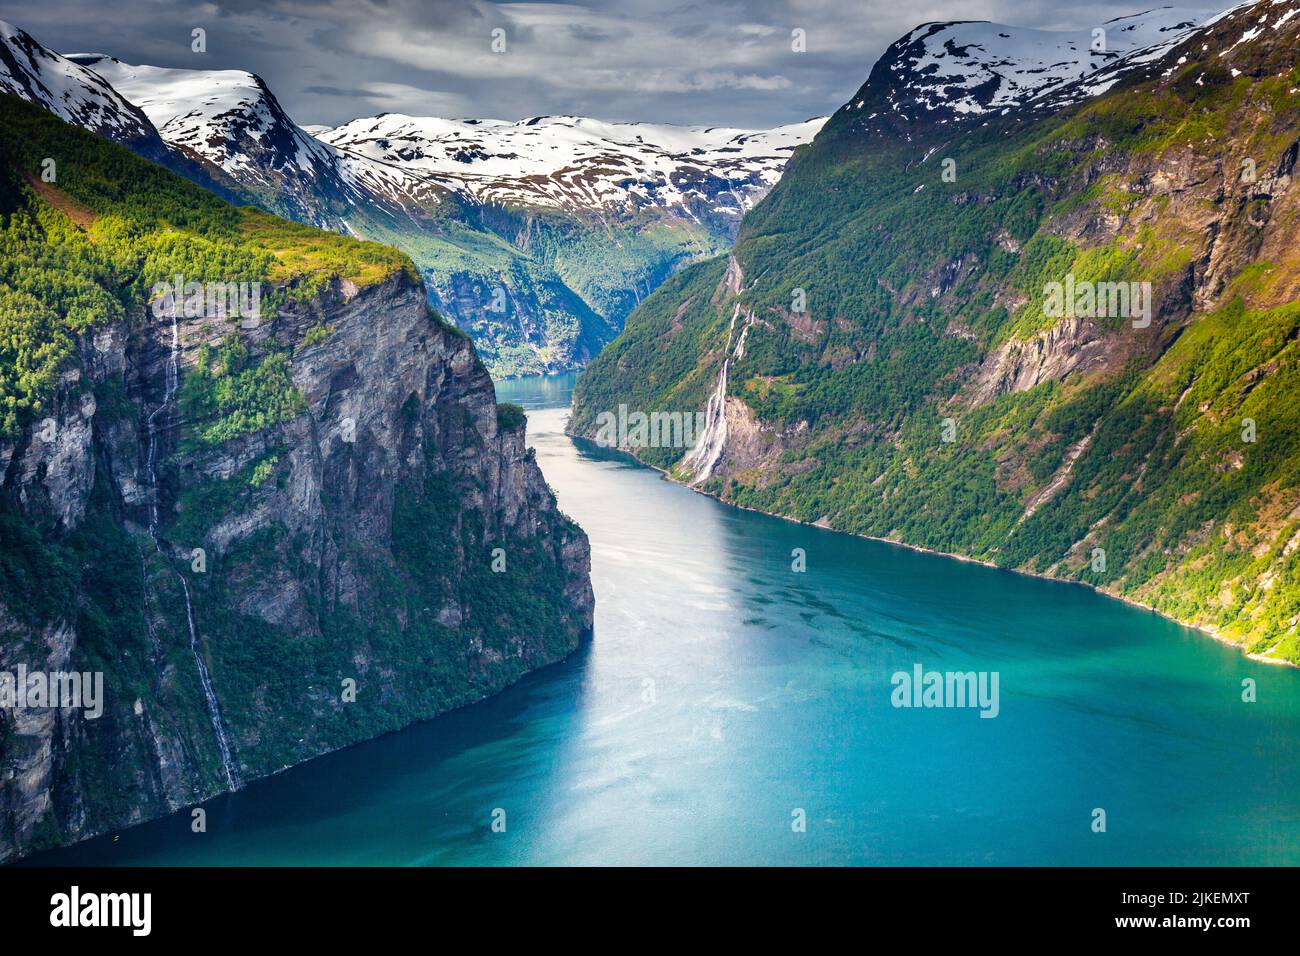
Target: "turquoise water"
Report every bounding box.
[35,372,1300,865]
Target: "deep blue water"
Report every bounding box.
[34,372,1300,865]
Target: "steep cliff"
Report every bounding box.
[572,1,1300,663]
[0,93,592,861]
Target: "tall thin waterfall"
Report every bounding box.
[682,351,730,483]
[177,574,238,788]
[144,309,240,790]
[682,304,751,484]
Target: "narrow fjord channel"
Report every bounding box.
[35,373,1300,865]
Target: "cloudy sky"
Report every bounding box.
[9,0,1187,128]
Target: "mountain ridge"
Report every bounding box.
[822,5,1239,146]
[317,111,826,219]
[0,21,165,159]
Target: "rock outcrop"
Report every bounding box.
[0,268,593,862]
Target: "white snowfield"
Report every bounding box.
[65,56,349,188]
[0,21,155,144]
[61,53,441,220]
[858,5,1239,122]
[317,113,827,213]
[2,5,1265,216]
[23,36,824,220]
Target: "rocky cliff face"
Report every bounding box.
[0,267,593,862]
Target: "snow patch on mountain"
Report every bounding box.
[0,21,162,152]
[317,113,827,215]
[853,5,1234,125]
[66,53,436,228]
[59,46,821,223]
[66,56,338,187]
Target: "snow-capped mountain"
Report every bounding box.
[838,5,1234,135]
[64,53,432,230]
[34,33,824,374]
[317,113,826,219]
[68,56,341,189]
[55,48,823,228]
[0,21,166,159]
[1,6,1253,376]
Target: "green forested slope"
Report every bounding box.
[573,3,1300,662]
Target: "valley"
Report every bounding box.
[3,0,1300,872]
[24,373,1300,867]
[0,94,591,861]
[0,22,824,376]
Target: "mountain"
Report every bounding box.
[0,21,167,161]
[318,112,825,225]
[843,5,1231,137]
[318,112,824,374]
[570,0,1300,664]
[0,92,593,861]
[0,22,822,377]
[63,54,419,230]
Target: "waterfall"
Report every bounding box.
[178,574,239,789]
[144,307,179,536]
[733,317,752,362]
[144,309,240,790]
[682,304,749,484]
[681,354,730,483]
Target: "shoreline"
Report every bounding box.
[567,423,1298,671]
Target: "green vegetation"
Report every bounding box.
[572,257,732,470]
[574,30,1300,661]
[0,469,219,839]
[360,214,611,378]
[249,454,279,487]
[241,209,414,296]
[495,402,527,431]
[1,88,589,855]
[180,335,303,449]
[189,441,584,777]
[170,451,283,545]
[297,322,334,350]
[0,92,411,441]
[359,199,727,378]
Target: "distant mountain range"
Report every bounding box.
[0,20,823,375]
[316,112,823,218]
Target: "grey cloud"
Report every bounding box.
[5,0,1187,128]
[300,85,369,97]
